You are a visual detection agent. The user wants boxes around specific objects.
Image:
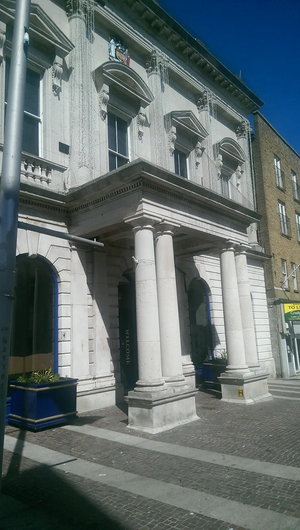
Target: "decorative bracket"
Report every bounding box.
[137,107,147,141]
[216,154,223,177]
[236,120,251,139]
[195,141,205,168]
[99,84,109,121]
[52,55,63,96]
[0,24,6,64]
[168,126,177,156]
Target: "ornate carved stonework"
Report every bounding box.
[235,165,243,186]
[236,120,251,139]
[216,154,223,177]
[196,89,213,112]
[0,29,5,64]
[52,57,63,96]
[99,85,109,120]
[168,126,177,156]
[137,108,147,141]
[65,0,95,19]
[195,141,205,168]
[146,48,169,84]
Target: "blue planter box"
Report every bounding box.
[5,397,11,426]
[203,362,226,390]
[9,378,78,431]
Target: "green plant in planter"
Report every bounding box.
[17,368,61,384]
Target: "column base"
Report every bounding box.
[218,371,272,405]
[182,362,196,389]
[126,387,198,434]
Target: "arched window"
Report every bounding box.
[214,138,246,201]
[94,62,154,171]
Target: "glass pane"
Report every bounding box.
[117,156,128,168]
[109,151,116,171]
[108,113,116,151]
[24,69,40,116]
[179,151,187,178]
[117,117,127,156]
[23,115,39,155]
[174,149,179,175]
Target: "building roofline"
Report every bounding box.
[253,111,300,159]
[109,0,264,112]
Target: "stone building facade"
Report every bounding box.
[253,112,300,378]
[1,0,274,432]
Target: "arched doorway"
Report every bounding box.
[9,256,57,377]
[188,278,212,381]
[118,274,138,392]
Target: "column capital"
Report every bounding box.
[155,220,180,237]
[218,240,238,254]
[124,213,161,230]
[235,244,252,255]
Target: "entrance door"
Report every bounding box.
[118,275,138,392]
[188,279,212,380]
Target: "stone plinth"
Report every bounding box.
[219,372,272,405]
[126,386,198,434]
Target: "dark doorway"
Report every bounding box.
[118,274,138,393]
[188,278,212,382]
[10,256,56,377]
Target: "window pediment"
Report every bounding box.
[1,2,74,58]
[214,137,246,165]
[94,62,154,107]
[168,110,208,140]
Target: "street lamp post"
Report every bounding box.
[0,0,31,489]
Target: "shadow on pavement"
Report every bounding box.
[2,427,129,530]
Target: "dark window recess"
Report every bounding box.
[108,112,129,171]
[174,148,187,178]
[5,58,40,156]
[59,142,70,155]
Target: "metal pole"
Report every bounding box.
[0,0,31,489]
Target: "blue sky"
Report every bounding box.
[159,0,300,153]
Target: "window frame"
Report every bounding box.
[274,155,284,190]
[174,146,188,179]
[107,111,130,171]
[5,57,42,157]
[281,259,288,290]
[278,201,289,236]
[292,171,299,201]
[291,262,298,291]
[296,212,300,242]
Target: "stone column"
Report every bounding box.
[220,243,250,374]
[133,224,166,391]
[235,247,260,369]
[155,224,185,384]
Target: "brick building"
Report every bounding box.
[253,111,300,377]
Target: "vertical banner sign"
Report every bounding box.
[284,303,300,322]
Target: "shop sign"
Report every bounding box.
[284,303,300,321]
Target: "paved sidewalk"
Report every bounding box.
[1,386,300,530]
